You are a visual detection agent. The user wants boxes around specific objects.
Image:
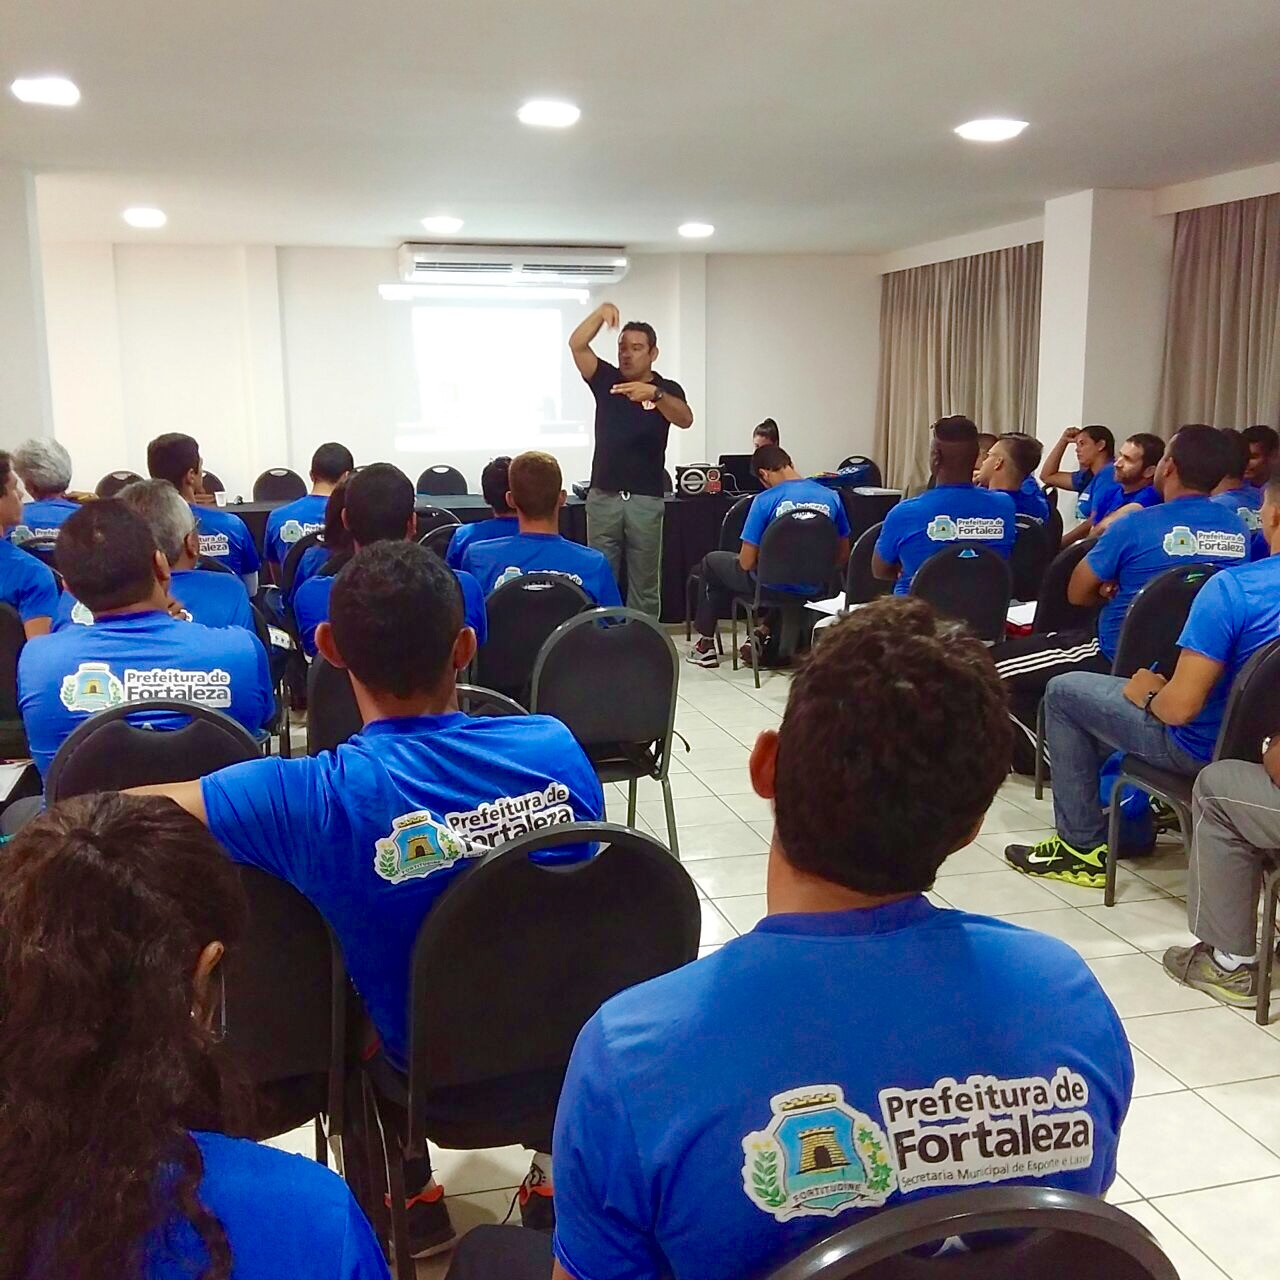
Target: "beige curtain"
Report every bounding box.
[875,242,1042,491]
[1156,193,1280,432]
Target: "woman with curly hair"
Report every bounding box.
[0,792,389,1280]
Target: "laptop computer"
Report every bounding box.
[718,453,763,493]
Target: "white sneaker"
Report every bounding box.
[686,640,720,668]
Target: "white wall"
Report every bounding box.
[704,255,881,474]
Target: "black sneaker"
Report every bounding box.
[1005,835,1107,888]
[404,1189,457,1258]
[518,1164,556,1232]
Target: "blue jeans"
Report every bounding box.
[1045,671,1205,849]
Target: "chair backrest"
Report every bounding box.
[473,574,592,702]
[845,522,892,606]
[0,603,24,721]
[416,504,462,536]
[457,683,529,718]
[252,468,307,501]
[837,455,884,487]
[306,657,362,755]
[1030,541,1098,634]
[844,487,903,543]
[281,530,324,596]
[1045,500,1064,550]
[404,821,700,1152]
[416,465,468,496]
[1010,514,1053,601]
[18,536,59,570]
[419,522,457,561]
[719,494,755,550]
[196,554,235,574]
[910,544,1012,642]
[223,866,345,1105]
[201,470,225,494]
[530,608,677,752]
[766,1186,1177,1280]
[1110,562,1218,679]
[46,701,261,802]
[96,470,142,498]
[1213,637,1280,763]
[754,509,841,599]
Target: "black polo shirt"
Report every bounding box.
[586,359,686,498]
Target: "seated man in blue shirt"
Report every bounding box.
[1242,423,1279,488]
[976,431,1050,522]
[1090,433,1164,531]
[0,450,59,638]
[1212,427,1266,559]
[446,455,520,570]
[688,444,850,667]
[147,432,261,592]
[263,441,353,571]
[8,437,79,545]
[872,415,1016,594]
[1039,423,1118,547]
[993,424,1249,776]
[54,479,255,634]
[463,452,622,606]
[449,597,1132,1280]
[18,502,273,780]
[135,541,605,1257]
[294,463,487,656]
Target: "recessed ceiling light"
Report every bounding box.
[10,76,80,106]
[420,215,464,235]
[122,206,167,229]
[517,99,581,128]
[678,222,715,239]
[954,118,1028,142]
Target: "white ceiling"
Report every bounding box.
[4,0,1280,253]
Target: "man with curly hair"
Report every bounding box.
[446,597,1134,1280]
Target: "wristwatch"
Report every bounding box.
[650,385,665,403]
[1142,689,1160,715]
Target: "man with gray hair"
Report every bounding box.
[52,479,254,634]
[10,438,77,545]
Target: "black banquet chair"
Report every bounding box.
[1010,513,1053,602]
[531,608,681,855]
[280,530,325,598]
[419,522,457,560]
[845,522,893,607]
[45,701,261,802]
[685,493,754,641]
[0,603,28,758]
[416,465,468,496]
[253,467,308,502]
[96,469,143,498]
[473,574,591,705]
[837,454,884,488]
[416,504,461,538]
[16,535,59,572]
[1029,541,1098,636]
[731,509,841,688]
[361,821,700,1277]
[200,470,225,495]
[767,1186,1177,1280]
[910,544,1012,643]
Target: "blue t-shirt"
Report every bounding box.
[462,532,622,606]
[265,493,328,566]
[293,566,487,657]
[553,897,1132,1280]
[146,1131,388,1279]
[1171,553,1280,761]
[54,569,255,634]
[0,538,59,624]
[17,611,274,778]
[201,712,604,1069]
[1092,483,1160,526]
[1073,463,1117,521]
[1012,477,1051,523]
[739,478,852,594]
[874,484,1017,595]
[9,496,80,545]
[1085,495,1250,663]
[446,515,520,570]
[190,503,261,578]
[291,542,332,600]
[1212,486,1267,560]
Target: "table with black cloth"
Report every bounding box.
[227,492,733,624]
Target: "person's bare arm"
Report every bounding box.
[568,303,619,381]
[22,616,51,640]
[835,535,851,566]
[552,1264,576,1280]
[1059,518,1095,549]
[1067,557,1114,607]
[1094,503,1142,534]
[871,551,899,582]
[609,382,694,429]
[1040,427,1080,489]
[739,542,759,573]
[1124,651,1225,726]
[128,781,209,824]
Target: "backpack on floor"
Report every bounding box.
[1100,751,1155,858]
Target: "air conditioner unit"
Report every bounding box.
[397,243,629,287]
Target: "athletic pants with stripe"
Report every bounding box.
[991,628,1109,775]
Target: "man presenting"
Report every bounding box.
[569,303,693,617]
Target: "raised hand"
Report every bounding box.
[610,381,658,404]
[598,302,620,329]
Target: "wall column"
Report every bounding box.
[0,167,54,442]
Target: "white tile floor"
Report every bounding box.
[267,656,1279,1279]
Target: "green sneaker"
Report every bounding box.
[1162,942,1257,1008]
[1004,835,1107,888]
